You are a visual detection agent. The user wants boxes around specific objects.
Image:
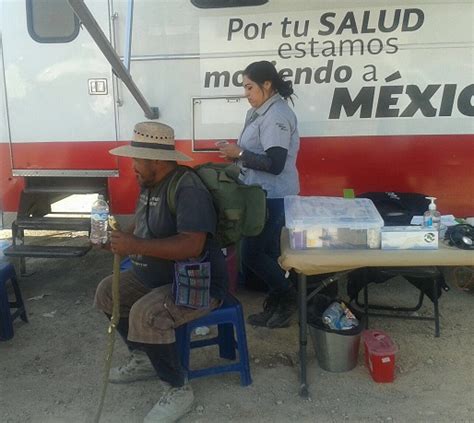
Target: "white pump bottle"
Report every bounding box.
[423,197,441,230]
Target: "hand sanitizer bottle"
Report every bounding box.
[423,197,441,230]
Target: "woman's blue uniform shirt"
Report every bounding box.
[237,93,300,198]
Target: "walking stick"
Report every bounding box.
[94,216,121,423]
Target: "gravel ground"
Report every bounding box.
[1,230,473,423]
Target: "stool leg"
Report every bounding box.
[218,323,236,360]
[10,274,28,323]
[0,280,14,341]
[235,305,252,386]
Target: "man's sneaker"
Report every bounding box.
[144,384,194,423]
[266,287,297,328]
[109,350,157,384]
[247,292,280,327]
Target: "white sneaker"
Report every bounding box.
[144,384,194,423]
[109,350,157,384]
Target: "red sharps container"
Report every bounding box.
[362,330,398,383]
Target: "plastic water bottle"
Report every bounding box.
[90,194,109,244]
[322,302,344,330]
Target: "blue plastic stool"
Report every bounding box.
[120,256,132,271]
[0,262,28,341]
[176,295,252,386]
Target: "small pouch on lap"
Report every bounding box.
[173,255,211,309]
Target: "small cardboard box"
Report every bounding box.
[381,226,438,250]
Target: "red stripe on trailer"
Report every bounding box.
[0,144,24,212]
[1,135,473,216]
[294,134,474,217]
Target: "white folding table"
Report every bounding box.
[278,228,474,398]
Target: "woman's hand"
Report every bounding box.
[217,142,242,160]
[110,230,138,256]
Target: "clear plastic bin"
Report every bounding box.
[284,196,384,249]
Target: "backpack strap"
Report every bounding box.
[167,166,191,215]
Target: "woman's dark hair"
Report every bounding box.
[244,60,295,102]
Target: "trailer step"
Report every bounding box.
[23,187,104,194]
[23,176,107,195]
[3,245,91,259]
[15,217,91,232]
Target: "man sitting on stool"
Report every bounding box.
[94,121,228,423]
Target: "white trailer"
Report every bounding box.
[1,0,473,262]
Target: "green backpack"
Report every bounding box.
[167,163,267,247]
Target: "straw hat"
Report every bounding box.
[109,121,192,161]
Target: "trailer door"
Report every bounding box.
[1,0,117,176]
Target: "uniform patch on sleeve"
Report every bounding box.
[276,122,288,131]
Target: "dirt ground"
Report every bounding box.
[1,230,473,423]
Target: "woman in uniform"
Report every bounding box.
[218,60,300,328]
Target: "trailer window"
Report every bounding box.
[191,0,268,8]
[26,0,80,43]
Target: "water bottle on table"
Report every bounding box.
[90,194,109,245]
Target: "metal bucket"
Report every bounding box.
[309,321,362,372]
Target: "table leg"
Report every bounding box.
[433,276,440,337]
[298,273,309,398]
[363,277,369,329]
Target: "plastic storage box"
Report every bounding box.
[362,329,398,383]
[284,196,384,249]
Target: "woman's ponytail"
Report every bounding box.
[244,60,296,104]
[276,79,294,101]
